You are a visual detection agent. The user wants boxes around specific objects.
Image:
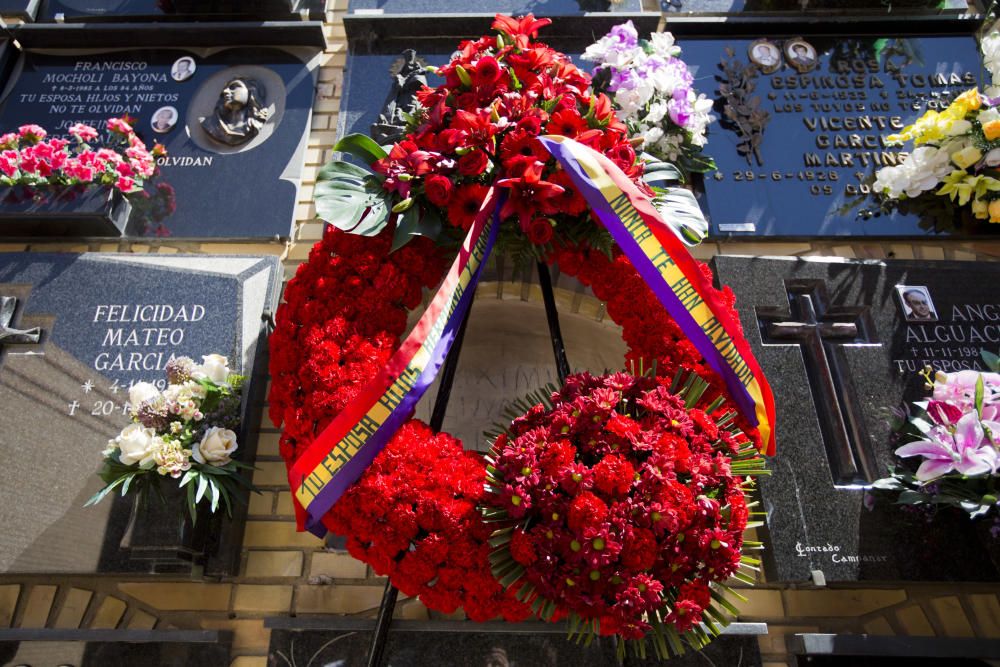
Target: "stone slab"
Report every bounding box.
[0,47,317,240]
[677,33,994,238]
[712,255,1000,582]
[268,627,762,666]
[0,252,280,575]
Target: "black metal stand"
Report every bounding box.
[365,263,571,666]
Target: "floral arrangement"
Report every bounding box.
[871,89,1000,223]
[270,15,768,659]
[0,118,164,194]
[872,360,1000,522]
[319,14,646,261]
[583,21,716,179]
[483,370,764,656]
[87,354,252,520]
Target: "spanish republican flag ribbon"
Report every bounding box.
[288,188,502,536]
[539,135,776,456]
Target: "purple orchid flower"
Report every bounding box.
[895,411,1000,481]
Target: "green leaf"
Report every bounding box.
[392,206,444,251]
[84,476,128,507]
[976,374,985,417]
[982,349,1000,372]
[196,473,209,504]
[641,155,684,185]
[650,186,708,246]
[333,133,388,166]
[314,161,393,237]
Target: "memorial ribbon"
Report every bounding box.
[289,137,776,537]
[538,135,776,456]
[289,189,502,536]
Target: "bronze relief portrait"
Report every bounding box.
[201,77,271,147]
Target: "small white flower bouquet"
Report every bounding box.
[86,354,254,520]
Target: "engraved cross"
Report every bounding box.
[0,295,41,350]
[757,280,880,485]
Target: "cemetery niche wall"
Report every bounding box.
[0,46,318,240]
[36,0,316,22]
[714,255,1000,583]
[0,253,280,576]
[673,26,993,238]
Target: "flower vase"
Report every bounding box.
[121,483,210,574]
[0,184,131,238]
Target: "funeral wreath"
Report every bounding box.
[269,15,776,660]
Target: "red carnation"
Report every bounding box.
[593,455,636,497]
[424,174,453,208]
[510,528,538,565]
[567,491,608,532]
[621,528,658,571]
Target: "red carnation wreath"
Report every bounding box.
[269,15,770,659]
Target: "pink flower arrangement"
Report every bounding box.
[0,118,165,193]
[873,362,1000,520]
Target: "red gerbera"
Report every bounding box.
[446,183,490,230]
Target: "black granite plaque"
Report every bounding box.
[0,253,280,575]
[663,0,970,14]
[0,637,231,667]
[268,627,762,667]
[712,255,1000,582]
[348,0,642,15]
[678,34,994,238]
[39,0,306,21]
[0,0,39,19]
[0,48,316,240]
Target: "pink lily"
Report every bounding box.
[896,411,1000,481]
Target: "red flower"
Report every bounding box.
[593,455,636,497]
[526,217,554,245]
[446,183,490,230]
[475,55,502,85]
[567,491,608,532]
[496,162,564,231]
[547,108,588,138]
[424,174,453,207]
[491,13,553,48]
[457,150,489,177]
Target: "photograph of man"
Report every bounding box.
[748,39,781,73]
[151,106,179,133]
[171,56,196,82]
[785,39,818,73]
[896,285,939,322]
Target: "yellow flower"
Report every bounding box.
[951,88,982,115]
[985,120,1000,142]
[937,171,977,205]
[972,197,989,219]
[989,200,1000,223]
[951,145,983,169]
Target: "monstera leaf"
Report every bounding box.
[314,160,392,237]
[641,155,708,246]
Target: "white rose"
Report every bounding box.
[128,381,161,407]
[196,354,230,385]
[193,427,238,466]
[116,424,158,467]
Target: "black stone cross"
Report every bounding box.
[0,295,41,351]
[757,280,880,486]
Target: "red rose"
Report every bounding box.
[526,218,554,245]
[424,174,453,207]
[458,150,489,176]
